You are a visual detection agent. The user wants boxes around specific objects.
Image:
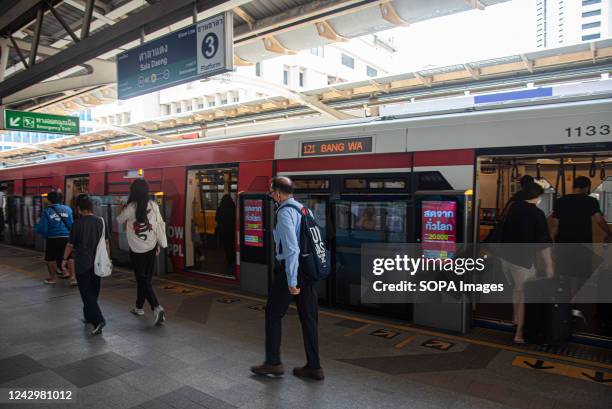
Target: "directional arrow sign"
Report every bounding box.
[582,371,612,383]
[370,329,399,339]
[524,359,555,370]
[422,339,454,351]
[513,355,612,387]
[2,109,79,135]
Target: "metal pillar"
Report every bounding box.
[81,0,95,40]
[0,37,9,82]
[28,5,45,67]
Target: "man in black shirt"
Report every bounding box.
[549,176,610,244]
[62,195,109,336]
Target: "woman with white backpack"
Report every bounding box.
[62,194,108,336]
[117,178,168,326]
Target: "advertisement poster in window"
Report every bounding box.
[422,201,457,259]
[244,199,264,247]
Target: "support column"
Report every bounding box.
[0,37,9,82]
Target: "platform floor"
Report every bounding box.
[0,244,611,409]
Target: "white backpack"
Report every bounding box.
[94,217,113,277]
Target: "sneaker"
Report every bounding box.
[43,279,56,285]
[91,322,105,336]
[153,306,165,326]
[130,307,145,316]
[250,363,285,376]
[293,366,324,381]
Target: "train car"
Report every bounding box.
[1,98,611,340]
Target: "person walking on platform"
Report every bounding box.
[549,176,610,245]
[499,183,554,344]
[117,178,167,326]
[61,194,107,335]
[36,191,76,286]
[251,176,324,381]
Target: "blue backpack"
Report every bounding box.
[279,203,331,282]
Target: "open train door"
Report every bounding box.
[239,193,274,296]
[412,190,473,334]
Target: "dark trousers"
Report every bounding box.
[265,267,320,369]
[76,268,104,326]
[130,248,159,309]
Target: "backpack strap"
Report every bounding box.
[49,205,70,232]
[274,202,306,256]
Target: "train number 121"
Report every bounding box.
[565,125,610,138]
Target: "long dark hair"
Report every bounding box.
[127,178,150,223]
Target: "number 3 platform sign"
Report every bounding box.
[117,12,233,100]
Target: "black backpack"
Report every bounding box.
[278,203,331,282]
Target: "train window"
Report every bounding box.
[293,179,330,190]
[416,172,452,190]
[345,177,407,190]
[384,180,406,189]
[344,178,368,189]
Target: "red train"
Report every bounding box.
[1,99,611,337]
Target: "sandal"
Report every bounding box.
[513,337,526,345]
[43,279,56,285]
[70,279,78,287]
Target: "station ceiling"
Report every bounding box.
[4,0,611,166]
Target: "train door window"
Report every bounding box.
[186,167,238,277]
[334,200,409,308]
[65,176,89,209]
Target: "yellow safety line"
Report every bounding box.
[395,334,417,349]
[2,244,612,371]
[158,277,612,371]
[344,324,369,337]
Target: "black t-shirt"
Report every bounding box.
[552,194,601,243]
[500,201,551,267]
[69,215,109,274]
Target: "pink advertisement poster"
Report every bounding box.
[244,199,264,248]
[421,200,457,258]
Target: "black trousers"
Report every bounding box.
[130,248,159,309]
[76,268,104,326]
[265,266,320,369]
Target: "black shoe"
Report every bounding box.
[91,322,105,336]
[293,366,324,381]
[250,363,285,376]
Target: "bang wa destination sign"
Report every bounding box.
[117,12,233,100]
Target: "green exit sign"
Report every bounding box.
[3,109,79,135]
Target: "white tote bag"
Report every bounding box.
[94,217,113,277]
[154,203,168,249]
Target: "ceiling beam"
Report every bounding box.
[63,0,116,26]
[221,72,356,120]
[413,72,432,87]
[233,6,255,29]
[262,36,296,55]
[0,0,246,99]
[99,123,173,143]
[234,53,254,66]
[520,54,534,73]
[590,42,597,63]
[463,63,480,80]
[465,0,486,10]
[379,2,409,26]
[315,21,347,42]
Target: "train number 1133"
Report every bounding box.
[565,124,610,137]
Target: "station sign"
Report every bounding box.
[301,136,373,157]
[116,12,234,100]
[1,109,79,135]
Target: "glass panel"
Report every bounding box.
[345,179,367,189]
[294,179,329,190]
[334,200,408,308]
